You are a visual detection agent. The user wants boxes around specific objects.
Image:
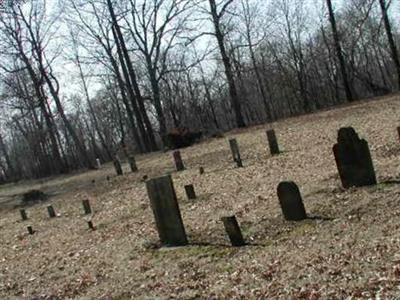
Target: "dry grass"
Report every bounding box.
[1,94,400,299]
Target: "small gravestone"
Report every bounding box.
[27,226,35,235]
[146,175,188,247]
[20,209,28,221]
[184,184,196,200]
[266,129,280,155]
[128,155,138,172]
[82,199,92,215]
[173,151,185,171]
[229,139,243,168]
[87,221,95,230]
[333,127,377,188]
[113,156,123,176]
[199,167,205,175]
[47,205,56,218]
[221,216,246,246]
[277,182,307,221]
[96,158,101,169]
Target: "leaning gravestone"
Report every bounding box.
[333,127,377,188]
[277,181,307,221]
[146,175,188,247]
[221,215,246,246]
[229,139,243,168]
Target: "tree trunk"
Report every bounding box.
[378,0,400,89]
[326,0,355,102]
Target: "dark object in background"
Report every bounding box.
[164,127,203,149]
[22,190,47,204]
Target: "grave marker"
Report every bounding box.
[88,221,95,230]
[397,127,400,142]
[221,216,246,246]
[266,129,280,155]
[47,205,56,218]
[229,139,243,168]
[146,175,188,247]
[82,199,92,215]
[96,158,101,169]
[20,209,28,221]
[277,181,307,221]
[199,167,205,175]
[333,127,377,188]
[173,150,185,171]
[27,226,35,235]
[128,155,138,172]
[113,156,123,176]
[184,184,196,200]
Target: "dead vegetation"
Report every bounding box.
[1,95,400,299]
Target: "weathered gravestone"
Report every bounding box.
[47,205,56,218]
[20,209,28,221]
[173,150,185,172]
[146,175,188,247]
[128,155,138,172]
[184,184,196,200]
[229,139,243,168]
[82,199,92,215]
[266,129,280,155]
[221,215,246,246]
[277,181,307,221]
[333,127,377,188]
[113,156,123,176]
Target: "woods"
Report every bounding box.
[0,0,399,181]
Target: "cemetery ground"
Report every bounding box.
[1,94,400,299]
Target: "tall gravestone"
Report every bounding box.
[333,127,377,188]
[82,199,92,215]
[173,151,185,171]
[229,139,243,168]
[221,215,246,246]
[266,129,280,155]
[277,181,307,221]
[146,175,188,247]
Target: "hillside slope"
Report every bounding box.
[1,94,400,299]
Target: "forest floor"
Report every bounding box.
[1,94,400,299]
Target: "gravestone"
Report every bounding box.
[27,226,35,235]
[87,221,95,230]
[128,155,138,172]
[96,158,101,169]
[277,181,307,221]
[266,129,280,155]
[146,175,188,247]
[82,199,92,215]
[113,156,123,176]
[47,205,56,218]
[221,216,246,246]
[173,150,185,171]
[229,139,243,168]
[199,167,205,175]
[184,184,196,200]
[20,209,28,221]
[333,127,377,188]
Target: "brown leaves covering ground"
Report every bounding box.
[1,95,400,299]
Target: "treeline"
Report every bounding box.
[0,0,398,181]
